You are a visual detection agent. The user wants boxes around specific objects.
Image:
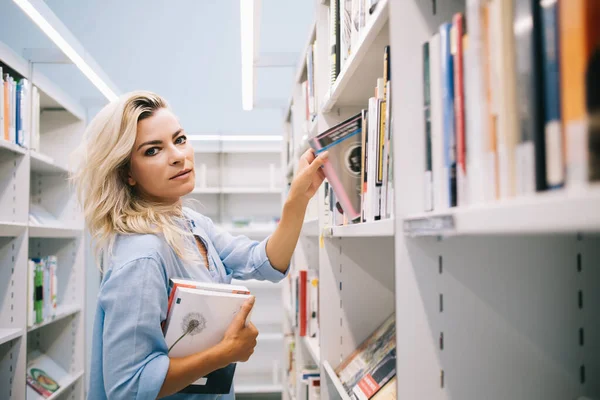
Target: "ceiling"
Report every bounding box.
[0,0,314,134]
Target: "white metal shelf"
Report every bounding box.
[403,186,600,236]
[326,218,394,237]
[259,333,285,342]
[321,0,389,112]
[194,147,281,154]
[44,370,84,400]
[219,224,276,237]
[294,21,317,85]
[0,139,27,156]
[192,187,282,194]
[234,279,283,290]
[322,360,352,400]
[29,225,83,239]
[236,384,283,394]
[301,217,319,237]
[27,304,81,333]
[303,336,320,365]
[30,151,71,175]
[0,221,27,237]
[0,328,24,346]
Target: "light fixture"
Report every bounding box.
[13,0,119,102]
[240,0,259,111]
[188,135,282,142]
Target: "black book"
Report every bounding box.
[179,363,237,395]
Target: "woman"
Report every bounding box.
[72,91,327,399]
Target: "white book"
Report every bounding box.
[367,97,379,222]
[341,0,353,68]
[164,286,252,358]
[308,377,321,400]
[495,0,518,199]
[430,33,447,211]
[465,0,490,205]
[28,260,34,327]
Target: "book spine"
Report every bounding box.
[495,0,519,199]
[15,80,21,146]
[440,23,457,207]
[423,41,433,211]
[514,0,547,193]
[430,34,446,211]
[330,0,340,85]
[540,0,564,188]
[299,270,307,337]
[453,13,467,206]
[341,0,353,68]
[4,77,9,142]
[28,260,34,327]
[34,259,43,324]
[560,0,600,183]
[360,109,368,222]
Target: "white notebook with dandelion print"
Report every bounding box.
[164,286,253,358]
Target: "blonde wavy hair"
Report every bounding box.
[70,91,199,267]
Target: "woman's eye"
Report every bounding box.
[145,147,159,156]
[175,135,187,145]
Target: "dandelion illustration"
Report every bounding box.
[168,312,206,353]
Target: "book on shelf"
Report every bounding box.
[318,45,393,226]
[310,113,363,222]
[421,0,600,213]
[335,312,395,400]
[162,279,252,394]
[0,69,39,150]
[560,0,600,184]
[28,256,57,327]
[330,0,341,84]
[26,351,68,399]
[298,367,320,400]
[370,376,396,400]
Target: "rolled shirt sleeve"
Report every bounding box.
[201,215,289,282]
[99,255,170,400]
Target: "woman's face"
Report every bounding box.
[128,108,195,204]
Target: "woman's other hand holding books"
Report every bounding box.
[220,296,258,363]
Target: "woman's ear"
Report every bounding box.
[127,175,136,186]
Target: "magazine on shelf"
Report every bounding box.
[309,113,363,221]
[162,279,252,394]
[335,312,396,399]
[26,351,69,399]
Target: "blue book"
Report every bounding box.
[540,0,563,188]
[440,23,456,207]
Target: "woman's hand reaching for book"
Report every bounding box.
[221,296,258,363]
[264,149,328,273]
[288,149,328,206]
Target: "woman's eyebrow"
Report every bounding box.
[136,129,183,151]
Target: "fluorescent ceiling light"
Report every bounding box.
[240,0,255,111]
[13,0,119,102]
[188,135,282,142]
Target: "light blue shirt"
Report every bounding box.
[87,207,287,400]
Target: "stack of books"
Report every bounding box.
[162,278,253,395]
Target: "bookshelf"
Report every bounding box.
[283,0,600,399]
[0,38,86,400]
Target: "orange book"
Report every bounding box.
[559,0,600,184]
